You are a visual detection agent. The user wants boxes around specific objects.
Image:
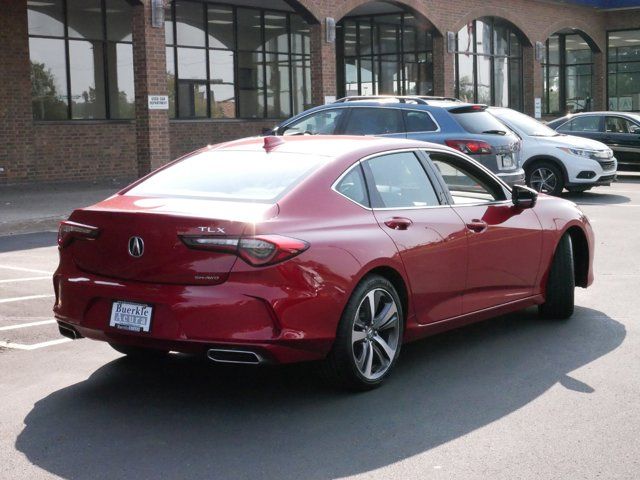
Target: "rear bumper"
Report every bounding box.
[497,168,526,187]
[53,267,339,364]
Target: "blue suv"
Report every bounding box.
[269,96,525,186]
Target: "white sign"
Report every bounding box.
[534,97,542,119]
[148,95,169,110]
[324,95,336,104]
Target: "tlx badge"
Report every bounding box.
[197,226,226,234]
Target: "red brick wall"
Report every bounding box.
[169,120,275,159]
[0,0,34,184]
[32,122,137,182]
[1,0,639,185]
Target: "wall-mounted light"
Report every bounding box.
[151,0,164,29]
[326,17,336,43]
[535,41,545,62]
[447,31,456,53]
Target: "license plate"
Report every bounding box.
[498,154,514,169]
[109,301,153,333]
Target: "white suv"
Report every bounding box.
[489,107,617,196]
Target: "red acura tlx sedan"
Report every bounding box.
[54,135,594,390]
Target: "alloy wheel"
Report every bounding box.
[530,167,558,194]
[351,288,400,381]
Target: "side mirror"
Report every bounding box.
[261,127,277,136]
[512,184,538,209]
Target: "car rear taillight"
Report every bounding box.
[181,235,309,267]
[58,221,100,247]
[445,139,493,155]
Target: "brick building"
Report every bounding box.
[1,0,639,185]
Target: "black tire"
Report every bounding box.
[319,275,404,391]
[526,161,565,196]
[566,186,592,193]
[539,234,575,319]
[109,343,169,360]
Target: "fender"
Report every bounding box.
[523,155,570,183]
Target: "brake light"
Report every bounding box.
[445,139,493,155]
[58,221,100,247]
[181,235,309,267]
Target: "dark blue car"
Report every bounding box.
[268,96,525,186]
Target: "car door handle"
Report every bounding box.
[466,219,488,233]
[384,217,413,230]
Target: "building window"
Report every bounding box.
[454,18,523,111]
[338,13,433,97]
[165,1,311,120]
[542,33,593,115]
[608,30,640,111]
[28,0,135,120]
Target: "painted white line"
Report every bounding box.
[0,265,53,275]
[0,276,51,284]
[0,319,56,331]
[578,203,640,207]
[0,294,55,304]
[0,338,71,350]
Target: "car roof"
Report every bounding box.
[211,135,450,159]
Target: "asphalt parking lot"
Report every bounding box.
[1,180,639,480]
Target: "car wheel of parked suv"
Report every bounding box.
[526,161,565,196]
[110,343,169,359]
[320,275,403,390]
[539,234,575,319]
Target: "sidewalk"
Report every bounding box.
[0,180,130,237]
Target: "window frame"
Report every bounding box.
[28,0,134,121]
[336,12,435,98]
[331,148,447,211]
[607,28,640,112]
[453,17,524,111]
[421,149,511,206]
[542,32,594,115]
[278,107,350,136]
[342,107,405,136]
[166,0,311,120]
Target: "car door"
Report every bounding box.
[557,115,604,143]
[361,150,468,324]
[604,115,640,167]
[342,107,407,138]
[426,151,543,314]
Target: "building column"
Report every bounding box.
[0,0,34,183]
[433,34,453,97]
[132,0,170,177]
[310,21,336,105]
[523,45,539,117]
[592,51,606,111]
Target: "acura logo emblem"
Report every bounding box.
[128,236,144,258]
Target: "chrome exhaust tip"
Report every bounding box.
[206,348,263,365]
[58,323,82,340]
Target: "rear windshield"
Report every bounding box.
[126,150,325,202]
[452,111,511,135]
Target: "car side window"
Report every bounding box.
[335,165,369,207]
[563,116,601,133]
[343,108,403,135]
[428,153,505,205]
[362,152,440,208]
[403,110,438,133]
[281,109,346,136]
[605,116,640,134]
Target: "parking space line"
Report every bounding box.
[0,265,53,275]
[0,319,56,331]
[0,294,55,304]
[0,276,51,284]
[0,338,71,350]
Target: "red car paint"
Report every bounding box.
[53,136,594,363]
